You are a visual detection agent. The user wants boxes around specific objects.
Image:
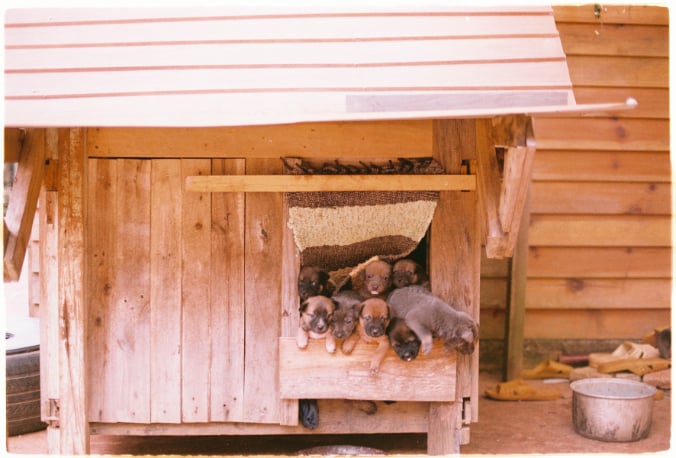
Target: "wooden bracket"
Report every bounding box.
[4,129,46,281]
[476,116,536,259]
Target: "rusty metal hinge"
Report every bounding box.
[45,398,60,428]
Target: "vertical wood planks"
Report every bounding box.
[210,159,246,422]
[57,128,89,454]
[242,158,283,424]
[181,159,212,422]
[150,160,183,423]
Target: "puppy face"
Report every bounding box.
[331,302,359,340]
[358,298,393,338]
[298,266,332,301]
[441,313,479,355]
[392,259,425,289]
[360,260,392,297]
[387,317,421,362]
[299,296,336,334]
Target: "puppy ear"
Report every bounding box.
[331,298,340,310]
[358,302,366,316]
[387,304,394,320]
[299,299,309,314]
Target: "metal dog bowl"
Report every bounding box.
[570,378,656,442]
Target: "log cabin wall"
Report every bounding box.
[480,4,671,370]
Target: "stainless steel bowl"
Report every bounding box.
[570,378,657,442]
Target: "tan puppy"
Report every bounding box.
[388,285,478,356]
[392,259,429,289]
[298,266,335,301]
[356,260,393,299]
[386,317,421,362]
[342,298,393,375]
[297,296,338,353]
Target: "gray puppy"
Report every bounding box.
[387,285,478,356]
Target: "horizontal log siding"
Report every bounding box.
[481,5,671,342]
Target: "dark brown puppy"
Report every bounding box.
[298,266,334,301]
[342,298,393,375]
[331,290,362,341]
[388,285,478,356]
[387,317,421,362]
[297,296,338,353]
[356,260,393,299]
[392,259,430,289]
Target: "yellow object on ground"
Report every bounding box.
[484,379,562,401]
[521,360,574,379]
[597,357,671,376]
[589,341,661,368]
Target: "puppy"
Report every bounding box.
[297,296,338,353]
[342,298,393,375]
[356,260,393,299]
[387,285,478,356]
[387,316,421,362]
[298,266,334,301]
[392,259,430,289]
[331,290,362,340]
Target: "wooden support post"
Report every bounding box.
[56,128,89,454]
[428,119,480,454]
[505,190,531,381]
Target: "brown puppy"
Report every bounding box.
[388,285,478,356]
[342,298,393,375]
[356,260,393,299]
[386,317,421,362]
[297,296,338,353]
[298,266,335,301]
[331,290,362,341]
[392,259,430,289]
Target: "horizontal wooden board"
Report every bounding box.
[186,174,475,192]
[565,56,668,88]
[279,338,456,401]
[554,5,669,26]
[527,247,672,279]
[526,278,671,310]
[480,251,509,278]
[522,309,671,340]
[572,87,668,119]
[528,214,671,247]
[530,181,671,215]
[557,23,668,58]
[531,150,671,182]
[532,118,670,151]
[87,122,434,158]
[91,396,431,435]
[480,278,508,309]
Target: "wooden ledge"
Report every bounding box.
[185,174,475,193]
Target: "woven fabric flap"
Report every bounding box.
[285,158,442,273]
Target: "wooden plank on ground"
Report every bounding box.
[4,128,45,281]
[531,151,671,182]
[86,158,117,423]
[185,174,476,193]
[116,159,152,422]
[527,247,672,279]
[209,158,246,422]
[87,122,433,159]
[528,214,671,247]
[279,338,456,401]
[57,128,89,454]
[242,157,283,424]
[149,159,183,423]
[180,159,212,423]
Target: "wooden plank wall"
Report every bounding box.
[480,5,670,364]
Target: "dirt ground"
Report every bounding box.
[5,371,671,455]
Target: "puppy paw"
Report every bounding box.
[369,366,380,376]
[296,335,309,349]
[299,399,319,429]
[421,337,433,355]
[326,341,336,353]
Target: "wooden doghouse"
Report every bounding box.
[4,4,634,455]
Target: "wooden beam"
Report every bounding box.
[56,128,89,454]
[4,129,46,281]
[4,128,24,163]
[185,174,475,193]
